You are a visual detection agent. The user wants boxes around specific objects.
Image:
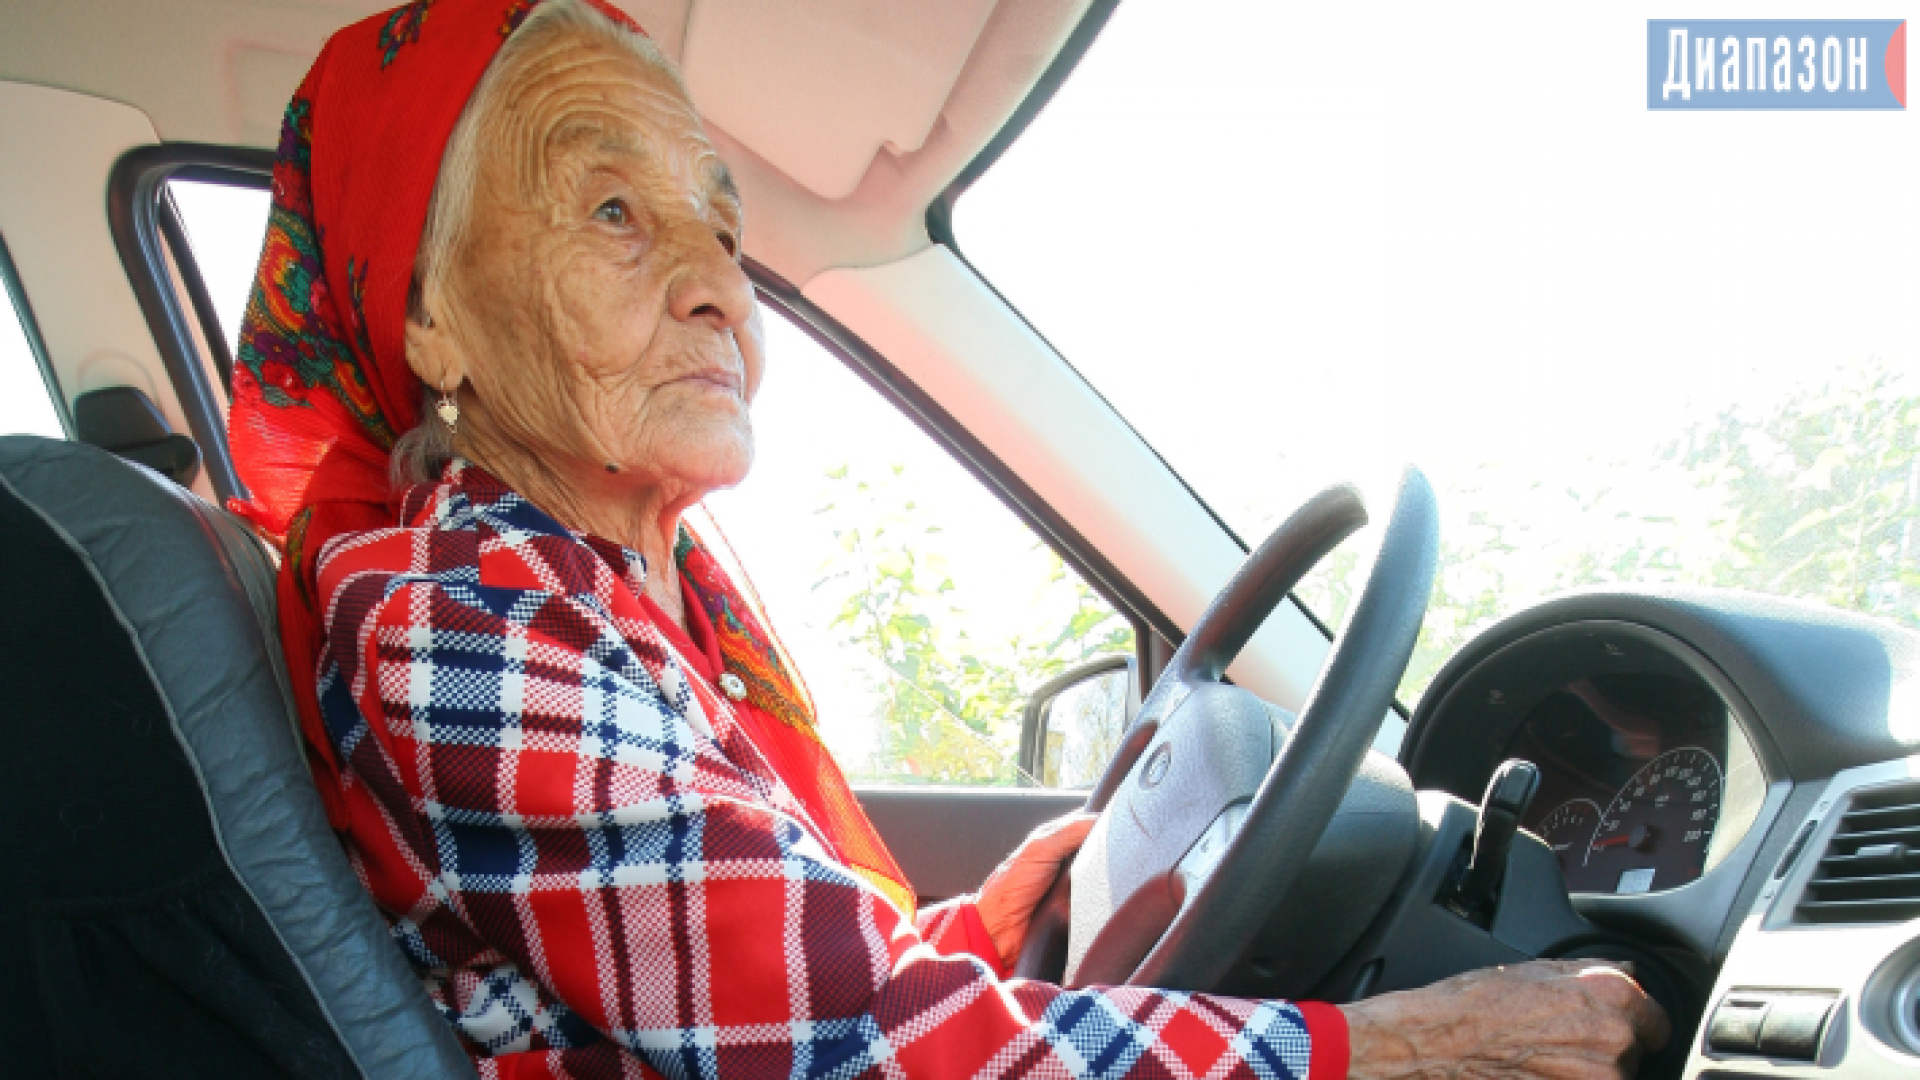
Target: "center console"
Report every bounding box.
[1685,757,1920,1079]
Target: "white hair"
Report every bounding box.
[393,0,678,486]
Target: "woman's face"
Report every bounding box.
[423,33,764,498]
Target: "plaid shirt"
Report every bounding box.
[313,461,1344,1079]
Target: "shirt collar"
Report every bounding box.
[410,458,652,615]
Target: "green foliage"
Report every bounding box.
[1676,365,1919,614]
[812,360,1917,773]
[1302,358,1920,709]
[813,462,1134,785]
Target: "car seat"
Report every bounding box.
[0,435,473,1078]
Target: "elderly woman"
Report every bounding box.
[227,1,1669,1077]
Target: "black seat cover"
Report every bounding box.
[0,436,472,1078]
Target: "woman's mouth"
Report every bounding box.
[678,369,743,397]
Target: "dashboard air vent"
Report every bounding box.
[1797,782,1920,925]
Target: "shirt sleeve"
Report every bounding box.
[322,568,1346,1080]
[915,897,1008,977]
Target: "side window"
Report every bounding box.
[168,180,272,364]
[704,308,1135,787]
[0,238,68,439]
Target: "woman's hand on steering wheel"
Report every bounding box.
[975,812,1098,970]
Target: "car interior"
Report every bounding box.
[1,1,1918,1078]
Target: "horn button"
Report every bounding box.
[1067,682,1287,984]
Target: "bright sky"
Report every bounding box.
[170,182,271,352]
[956,0,1918,598]
[949,1,1920,708]
[0,266,66,438]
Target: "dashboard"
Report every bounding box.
[1399,589,1920,1079]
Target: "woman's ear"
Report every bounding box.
[404,277,466,389]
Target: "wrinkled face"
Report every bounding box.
[418,32,762,497]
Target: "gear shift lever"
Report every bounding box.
[1446,758,1541,922]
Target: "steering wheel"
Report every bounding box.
[1016,469,1439,991]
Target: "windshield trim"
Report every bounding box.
[921,0,1420,718]
[922,0,1254,567]
[106,143,273,504]
[925,0,1122,249]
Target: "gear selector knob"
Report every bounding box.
[1453,758,1541,917]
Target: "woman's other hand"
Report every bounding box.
[1342,959,1672,1080]
[975,812,1098,969]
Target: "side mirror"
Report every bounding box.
[1017,656,1141,788]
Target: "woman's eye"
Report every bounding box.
[715,228,739,258]
[593,199,629,225]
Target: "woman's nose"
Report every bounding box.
[666,224,753,332]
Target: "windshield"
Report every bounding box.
[955,2,1919,706]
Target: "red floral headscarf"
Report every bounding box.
[227,0,917,915]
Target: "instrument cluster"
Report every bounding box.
[1507,673,1729,894]
[1406,619,1770,900]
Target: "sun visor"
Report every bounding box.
[679,0,1000,201]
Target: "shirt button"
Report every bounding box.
[718,673,747,702]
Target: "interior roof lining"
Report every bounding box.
[0,0,1096,285]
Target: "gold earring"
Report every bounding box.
[435,378,459,434]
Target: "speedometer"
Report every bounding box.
[1584,747,1722,894]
